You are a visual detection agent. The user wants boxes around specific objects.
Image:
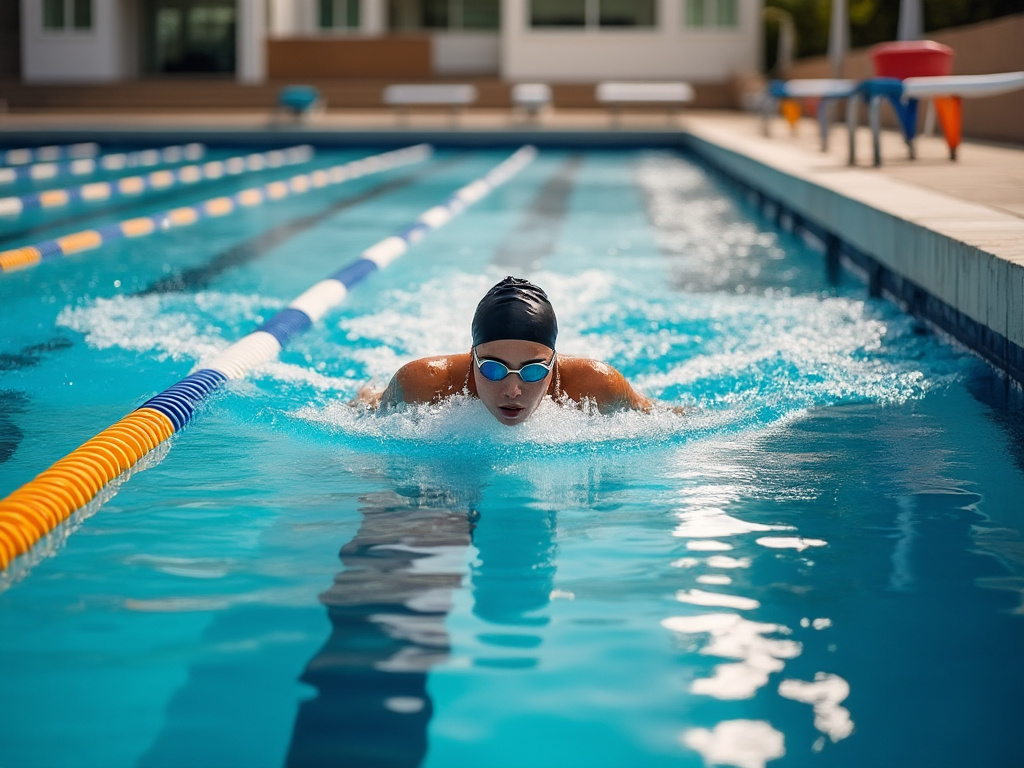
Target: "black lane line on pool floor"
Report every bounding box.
[136,155,468,295]
[0,338,74,467]
[0,337,74,373]
[0,390,28,465]
[491,153,581,272]
[284,490,474,768]
[0,156,469,467]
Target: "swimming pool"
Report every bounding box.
[1,144,1023,768]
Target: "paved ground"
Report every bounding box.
[705,109,1024,221]
[682,111,1024,265]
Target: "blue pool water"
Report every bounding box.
[1,146,1023,768]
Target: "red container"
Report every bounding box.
[870,40,954,79]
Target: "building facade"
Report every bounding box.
[18,0,762,85]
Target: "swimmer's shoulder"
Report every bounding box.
[389,353,472,405]
[556,355,653,413]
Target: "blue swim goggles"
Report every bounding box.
[473,349,555,383]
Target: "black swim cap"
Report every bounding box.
[472,276,558,349]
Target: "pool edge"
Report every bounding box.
[677,123,1024,388]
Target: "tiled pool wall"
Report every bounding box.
[679,131,1024,392]
[3,126,1022,392]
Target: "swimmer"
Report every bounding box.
[355,276,654,426]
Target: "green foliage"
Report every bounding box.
[763,0,1023,71]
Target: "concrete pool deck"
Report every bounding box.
[1,108,1022,382]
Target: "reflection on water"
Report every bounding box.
[664,486,845,767]
[661,428,849,767]
[286,481,474,768]
[286,456,559,765]
[681,720,785,768]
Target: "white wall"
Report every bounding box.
[269,0,315,36]
[501,0,762,82]
[268,0,383,36]
[115,0,139,79]
[21,0,136,83]
[433,32,500,75]
[237,0,267,82]
[361,0,386,34]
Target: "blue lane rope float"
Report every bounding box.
[0,145,536,571]
[0,144,433,275]
[0,145,315,217]
[1,142,100,166]
[0,143,206,186]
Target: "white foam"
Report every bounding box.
[632,292,934,408]
[293,392,689,456]
[681,720,785,768]
[58,293,236,363]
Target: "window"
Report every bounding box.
[599,0,654,28]
[462,0,500,29]
[389,0,499,31]
[530,0,586,27]
[320,0,360,30]
[148,1,235,75]
[530,0,655,29]
[43,0,92,31]
[684,0,703,27]
[684,0,738,29]
[716,0,736,27]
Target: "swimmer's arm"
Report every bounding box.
[601,368,654,414]
[359,355,465,412]
[375,376,404,411]
[560,358,654,414]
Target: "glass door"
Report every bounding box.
[143,0,236,75]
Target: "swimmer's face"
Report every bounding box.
[473,339,554,427]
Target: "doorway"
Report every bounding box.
[143,0,236,75]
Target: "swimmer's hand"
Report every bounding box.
[350,384,384,410]
[657,402,691,416]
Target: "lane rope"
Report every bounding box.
[1,142,100,166]
[0,145,313,217]
[0,144,431,276]
[0,143,205,186]
[0,145,536,571]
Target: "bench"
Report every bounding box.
[382,84,478,125]
[595,82,695,125]
[511,83,553,122]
